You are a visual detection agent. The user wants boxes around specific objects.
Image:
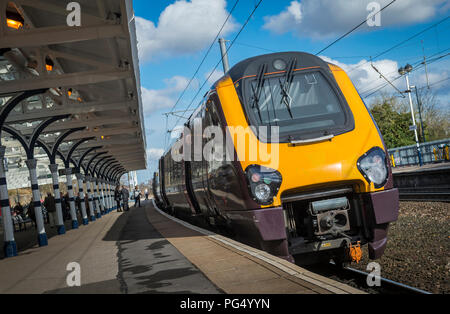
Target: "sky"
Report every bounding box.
[131,0,450,183]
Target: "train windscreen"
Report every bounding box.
[242,70,353,142]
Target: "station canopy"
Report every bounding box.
[0,0,146,189]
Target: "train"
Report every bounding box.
[152,51,399,265]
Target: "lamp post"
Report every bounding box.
[398,64,423,166]
[413,86,426,143]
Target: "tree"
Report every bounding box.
[413,88,450,142]
[368,89,449,148]
[369,95,416,149]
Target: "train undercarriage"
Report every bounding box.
[222,185,399,266]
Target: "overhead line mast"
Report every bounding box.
[168,0,265,133]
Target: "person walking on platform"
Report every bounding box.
[43,192,57,228]
[114,185,123,212]
[61,192,70,221]
[144,188,149,200]
[134,186,141,208]
[122,186,130,211]
[75,193,82,218]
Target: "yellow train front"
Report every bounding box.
[158,51,399,265]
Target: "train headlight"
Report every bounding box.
[357,147,388,188]
[245,165,282,205]
[255,184,272,202]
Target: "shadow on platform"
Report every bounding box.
[102,201,204,243]
[0,216,82,260]
[44,279,122,294]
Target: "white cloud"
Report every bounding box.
[321,56,450,99]
[141,76,196,113]
[147,148,165,160]
[263,1,302,35]
[321,56,399,94]
[136,0,239,61]
[263,0,448,38]
[415,70,449,89]
[206,68,224,84]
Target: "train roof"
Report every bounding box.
[227,51,332,83]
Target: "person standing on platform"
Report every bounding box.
[144,188,149,200]
[43,192,57,228]
[114,185,123,212]
[134,186,141,208]
[84,194,90,218]
[122,186,129,211]
[27,200,36,228]
[14,202,24,217]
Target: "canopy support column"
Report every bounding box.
[0,146,17,257]
[75,173,89,225]
[49,164,65,234]
[65,168,78,229]
[25,159,47,246]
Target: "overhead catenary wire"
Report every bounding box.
[357,47,450,95]
[166,0,240,116]
[362,53,449,98]
[234,41,277,53]
[423,76,450,89]
[163,0,240,149]
[365,74,450,100]
[234,1,432,97]
[359,48,450,95]
[315,0,397,55]
[370,61,405,97]
[169,0,265,133]
[361,51,450,98]
[347,16,449,75]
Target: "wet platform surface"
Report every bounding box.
[0,200,362,294]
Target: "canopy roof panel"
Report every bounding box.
[0,0,146,175]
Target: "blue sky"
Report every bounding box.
[132,0,450,183]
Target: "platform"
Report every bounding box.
[392,162,450,174]
[0,200,363,294]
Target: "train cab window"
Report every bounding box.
[243,70,354,142]
[208,100,221,127]
[204,96,227,172]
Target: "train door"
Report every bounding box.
[184,122,201,215]
[205,93,245,213]
[202,96,225,218]
[159,156,170,210]
[190,104,211,215]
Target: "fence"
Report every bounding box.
[388,138,450,167]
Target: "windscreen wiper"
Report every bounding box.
[250,63,267,122]
[279,58,297,119]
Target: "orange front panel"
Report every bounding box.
[215,64,386,208]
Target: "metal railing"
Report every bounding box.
[388,138,450,167]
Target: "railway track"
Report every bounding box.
[399,191,450,202]
[153,200,434,294]
[304,262,432,294]
[394,166,450,202]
